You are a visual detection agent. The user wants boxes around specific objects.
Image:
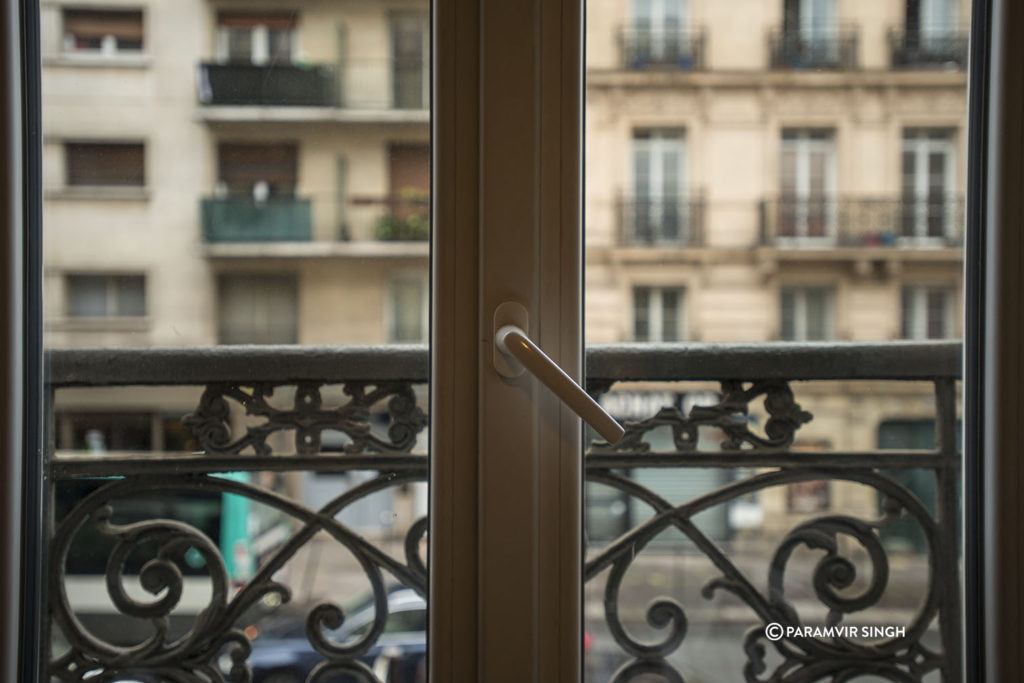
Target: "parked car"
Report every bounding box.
[238,587,426,683]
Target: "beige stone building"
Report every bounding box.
[41,0,430,353]
[39,0,967,545]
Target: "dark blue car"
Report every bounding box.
[240,588,427,683]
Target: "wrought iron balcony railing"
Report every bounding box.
[201,196,313,243]
[768,27,859,70]
[759,197,965,247]
[198,60,430,111]
[45,342,962,681]
[618,196,704,246]
[619,27,706,70]
[889,28,969,70]
[197,63,338,107]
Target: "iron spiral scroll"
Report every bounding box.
[45,344,962,682]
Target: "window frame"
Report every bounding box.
[63,140,146,189]
[779,284,835,341]
[64,272,147,320]
[60,7,145,57]
[1,0,1020,681]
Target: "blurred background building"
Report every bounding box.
[40,0,967,676]
[41,0,966,550]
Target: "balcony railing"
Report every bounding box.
[197,60,430,111]
[769,27,859,70]
[889,28,969,70]
[44,342,962,680]
[201,196,312,243]
[759,197,965,247]
[197,63,338,107]
[618,196,704,246]
[619,27,706,70]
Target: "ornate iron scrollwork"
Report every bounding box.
[585,467,945,682]
[182,381,427,456]
[50,472,428,682]
[590,380,812,453]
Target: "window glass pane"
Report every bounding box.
[43,2,431,679]
[661,288,681,340]
[63,10,143,52]
[901,285,915,338]
[633,287,651,341]
[114,276,146,317]
[390,277,425,342]
[66,276,108,317]
[586,0,966,673]
[804,287,830,339]
[927,288,948,338]
[66,143,145,187]
[780,288,796,339]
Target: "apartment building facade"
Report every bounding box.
[39,0,967,542]
[583,0,968,543]
[34,0,969,678]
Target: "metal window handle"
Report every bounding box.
[493,309,625,444]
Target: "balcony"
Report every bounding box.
[201,196,312,243]
[619,27,706,70]
[889,29,969,70]
[197,63,337,107]
[768,28,859,70]
[618,196,704,246]
[759,197,965,248]
[45,342,962,680]
[197,60,429,121]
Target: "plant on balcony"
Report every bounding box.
[375,212,429,241]
[374,188,430,241]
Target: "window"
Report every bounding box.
[217,274,298,344]
[780,286,834,340]
[66,275,146,318]
[62,9,143,55]
[216,11,296,66]
[627,0,691,67]
[908,0,956,43]
[633,286,685,341]
[65,142,145,187]
[901,285,954,339]
[630,129,688,243]
[390,12,429,109]
[217,142,297,197]
[902,128,956,239]
[388,275,427,342]
[778,0,842,67]
[779,129,836,240]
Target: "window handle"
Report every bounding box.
[493,304,624,444]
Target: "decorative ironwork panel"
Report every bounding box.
[44,344,962,682]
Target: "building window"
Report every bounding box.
[65,274,145,318]
[626,0,696,68]
[633,286,685,341]
[907,0,957,42]
[780,286,834,340]
[62,9,143,55]
[217,142,297,198]
[779,129,836,240]
[217,11,296,66]
[630,129,688,244]
[388,276,427,342]
[778,0,842,67]
[901,128,956,239]
[218,274,298,344]
[901,286,954,339]
[390,12,429,109]
[65,142,145,187]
